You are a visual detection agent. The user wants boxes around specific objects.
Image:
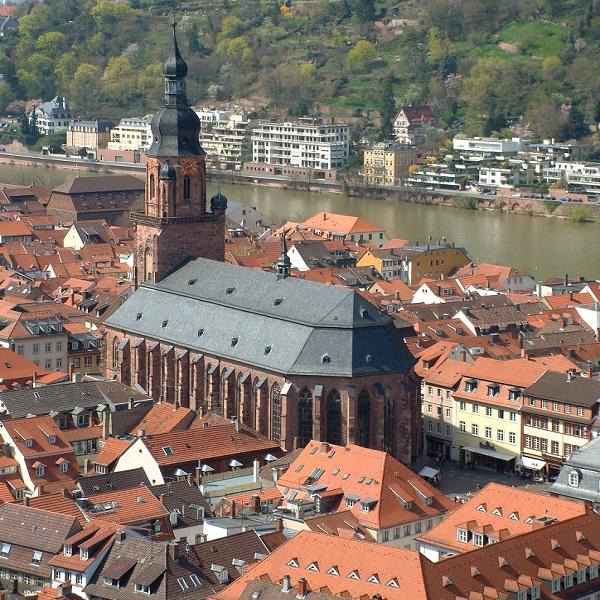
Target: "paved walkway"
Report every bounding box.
[413,458,547,498]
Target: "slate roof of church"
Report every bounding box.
[105,258,414,377]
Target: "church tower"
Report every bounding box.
[133,23,227,287]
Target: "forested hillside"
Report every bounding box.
[2,0,600,143]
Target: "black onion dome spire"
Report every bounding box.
[147,21,204,158]
[163,21,188,79]
[210,190,228,212]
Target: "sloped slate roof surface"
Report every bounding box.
[105,258,414,376]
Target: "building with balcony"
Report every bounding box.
[251,118,349,171]
[107,117,152,152]
[362,142,417,187]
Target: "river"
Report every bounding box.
[0,164,597,280]
[213,181,600,281]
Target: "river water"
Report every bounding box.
[211,181,600,281]
[0,164,597,280]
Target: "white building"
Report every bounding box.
[31,96,73,136]
[194,107,231,125]
[453,137,527,157]
[543,161,600,196]
[199,112,251,170]
[252,118,349,170]
[478,166,520,188]
[108,117,152,152]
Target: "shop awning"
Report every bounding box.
[462,445,515,462]
[418,466,440,479]
[516,456,547,471]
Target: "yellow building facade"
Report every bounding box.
[363,142,417,187]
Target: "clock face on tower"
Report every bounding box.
[180,158,199,176]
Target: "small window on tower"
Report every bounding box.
[184,176,191,200]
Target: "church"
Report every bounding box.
[103,26,418,462]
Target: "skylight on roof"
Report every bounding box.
[162,446,174,456]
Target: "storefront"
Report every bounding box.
[516,456,547,480]
[460,445,516,473]
[425,434,451,461]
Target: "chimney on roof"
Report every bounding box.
[138,428,145,438]
[297,577,307,597]
[320,442,330,454]
[61,488,70,499]
[128,396,135,410]
[116,529,126,542]
[251,494,260,514]
[281,575,291,593]
[567,371,573,382]
[230,500,237,519]
[275,516,284,532]
[564,273,569,287]
[186,472,193,485]
[195,465,201,484]
[159,493,165,505]
[57,584,72,598]
[23,495,29,507]
[168,540,184,561]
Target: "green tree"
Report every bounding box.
[346,40,376,72]
[219,15,244,39]
[0,82,15,113]
[351,0,375,22]
[91,0,135,35]
[70,64,103,114]
[54,52,79,94]
[18,5,53,39]
[137,63,163,107]
[36,31,66,60]
[102,56,137,106]
[378,76,396,140]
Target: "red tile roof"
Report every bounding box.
[212,530,428,600]
[129,402,195,436]
[277,441,455,530]
[83,485,169,526]
[417,482,586,554]
[144,422,280,466]
[94,437,134,468]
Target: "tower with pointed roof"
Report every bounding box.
[132,23,226,287]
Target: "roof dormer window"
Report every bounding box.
[63,545,72,557]
[486,384,499,398]
[568,470,580,487]
[464,379,478,393]
[80,547,88,560]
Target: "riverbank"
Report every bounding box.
[0,151,598,223]
[0,160,598,278]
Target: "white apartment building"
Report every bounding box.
[31,96,73,136]
[194,107,231,125]
[108,117,152,152]
[478,166,520,188]
[252,118,350,170]
[199,113,250,170]
[543,161,600,196]
[453,137,527,157]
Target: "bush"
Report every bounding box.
[454,196,477,210]
[545,200,560,213]
[569,206,592,222]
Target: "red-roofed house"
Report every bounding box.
[0,415,79,497]
[299,212,388,246]
[393,105,435,145]
[275,440,456,549]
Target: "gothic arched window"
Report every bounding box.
[298,388,313,447]
[149,173,155,199]
[357,390,371,448]
[384,398,395,454]
[144,246,153,282]
[112,337,119,368]
[326,389,342,446]
[271,383,281,442]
